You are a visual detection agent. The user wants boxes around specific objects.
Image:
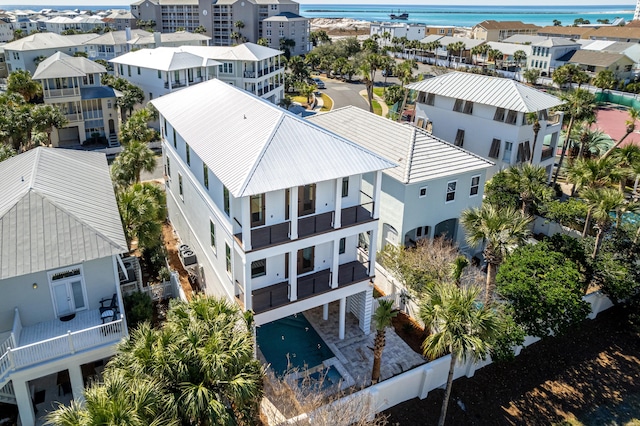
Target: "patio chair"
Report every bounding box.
[99,293,117,314]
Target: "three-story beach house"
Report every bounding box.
[151,79,395,335]
[0,148,129,426]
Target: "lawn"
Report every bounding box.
[372,99,382,116]
[373,87,386,98]
[385,305,640,425]
[320,93,333,112]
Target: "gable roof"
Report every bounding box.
[127,31,211,46]
[587,26,640,41]
[474,20,539,31]
[87,29,150,46]
[560,49,632,67]
[0,148,128,280]
[33,51,106,79]
[407,72,563,113]
[3,32,99,51]
[150,80,396,197]
[307,106,493,184]
[110,47,220,71]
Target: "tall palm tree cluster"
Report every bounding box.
[0,70,67,152]
[45,296,264,425]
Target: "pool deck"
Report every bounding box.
[304,301,426,387]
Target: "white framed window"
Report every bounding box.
[503,142,513,164]
[419,186,428,198]
[48,265,88,317]
[454,129,465,147]
[209,219,216,253]
[225,243,232,274]
[178,173,183,199]
[488,138,501,159]
[470,175,480,197]
[446,180,457,203]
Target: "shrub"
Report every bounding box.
[123,291,153,329]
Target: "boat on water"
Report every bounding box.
[389,12,409,20]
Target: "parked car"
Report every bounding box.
[312,77,325,89]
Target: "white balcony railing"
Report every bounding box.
[46,88,80,98]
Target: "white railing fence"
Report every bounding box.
[140,281,173,301]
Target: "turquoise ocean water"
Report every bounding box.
[300,4,635,28]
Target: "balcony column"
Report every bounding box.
[323,303,329,321]
[68,365,85,403]
[290,187,298,239]
[372,170,382,220]
[241,196,252,251]
[289,250,297,301]
[334,178,342,229]
[338,297,346,340]
[14,379,35,426]
[243,257,252,311]
[368,227,378,277]
[331,239,340,289]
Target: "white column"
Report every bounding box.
[331,239,340,289]
[368,228,378,277]
[69,365,85,403]
[372,170,382,219]
[289,250,297,301]
[243,257,252,311]
[241,196,252,251]
[334,178,342,228]
[14,379,35,426]
[339,297,346,340]
[323,303,329,321]
[290,187,298,239]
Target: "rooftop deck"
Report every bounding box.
[251,260,370,314]
[235,204,374,252]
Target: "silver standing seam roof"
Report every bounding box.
[308,106,493,184]
[407,72,564,113]
[0,148,128,281]
[33,51,106,79]
[150,80,396,198]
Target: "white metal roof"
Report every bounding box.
[151,80,396,197]
[110,47,220,71]
[407,72,563,113]
[3,32,99,51]
[127,31,211,46]
[0,148,128,280]
[33,51,106,79]
[308,106,493,184]
[486,42,531,56]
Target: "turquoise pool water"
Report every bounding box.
[297,365,343,391]
[256,314,335,376]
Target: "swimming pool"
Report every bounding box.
[257,314,335,376]
[297,365,343,391]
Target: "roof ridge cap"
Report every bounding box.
[403,127,417,184]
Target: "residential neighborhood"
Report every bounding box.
[0,2,639,425]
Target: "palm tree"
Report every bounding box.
[120,107,158,145]
[112,140,157,186]
[470,44,489,66]
[552,88,597,186]
[359,53,381,113]
[0,144,16,162]
[460,205,532,304]
[504,164,553,214]
[573,121,610,160]
[487,48,503,68]
[31,104,67,147]
[450,256,469,287]
[513,50,527,69]
[116,182,165,250]
[371,299,398,384]
[592,69,616,93]
[420,283,500,426]
[396,59,417,122]
[610,145,640,193]
[7,69,42,102]
[586,188,626,258]
[567,157,618,197]
[527,112,541,164]
[601,108,640,159]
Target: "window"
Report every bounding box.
[166,156,171,177]
[250,193,265,227]
[149,92,153,100]
[419,186,427,198]
[453,98,463,112]
[506,110,518,125]
[297,246,314,274]
[173,128,177,148]
[470,175,480,196]
[493,107,505,122]
[209,219,216,249]
[298,184,316,216]
[203,163,209,189]
[49,266,87,317]
[426,93,435,106]
[223,186,230,216]
[454,129,464,147]
[186,143,190,165]
[339,238,346,254]
[218,62,233,74]
[488,138,501,158]
[446,181,456,202]
[416,226,422,237]
[503,142,513,163]
[225,243,231,273]
[178,173,183,198]
[127,65,131,76]
[137,66,141,75]
[251,259,266,278]
[517,141,531,163]
[463,101,473,115]
[341,177,349,197]
[158,69,161,79]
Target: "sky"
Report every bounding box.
[0,0,635,6]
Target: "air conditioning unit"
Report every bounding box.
[180,249,197,266]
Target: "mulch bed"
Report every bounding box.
[392,311,427,356]
[161,221,195,300]
[384,305,640,425]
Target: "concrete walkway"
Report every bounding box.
[358,89,390,117]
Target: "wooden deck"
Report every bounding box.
[251,261,370,314]
[235,204,374,251]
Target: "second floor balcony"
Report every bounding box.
[45,87,80,99]
[541,145,555,161]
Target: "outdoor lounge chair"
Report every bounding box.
[99,294,119,324]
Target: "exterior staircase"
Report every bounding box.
[0,381,16,405]
[108,133,119,148]
[0,334,16,404]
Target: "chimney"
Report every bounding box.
[125,26,131,41]
[154,31,161,47]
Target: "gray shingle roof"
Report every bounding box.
[151,80,396,197]
[308,106,493,184]
[0,148,128,280]
[407,72,563,113]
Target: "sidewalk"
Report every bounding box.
[358,89,389,117]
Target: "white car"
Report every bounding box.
[312,77,325,89]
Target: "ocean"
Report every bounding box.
[299,4,635,28]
